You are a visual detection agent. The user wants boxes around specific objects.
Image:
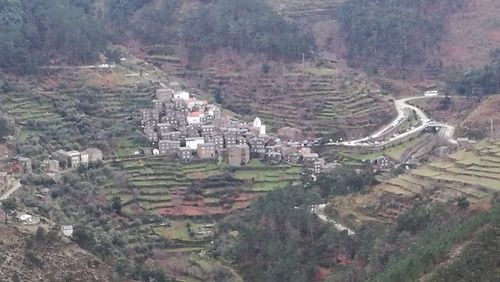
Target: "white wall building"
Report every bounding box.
[174,91,190,100]
[187,112,205,125]
[185,137,205,150]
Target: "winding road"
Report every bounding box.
[312,204,355,235]
[332,95,456,147]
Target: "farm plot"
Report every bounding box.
[379,138,500,202]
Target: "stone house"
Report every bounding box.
[162,131,182,141]
[282,148,301,164]
[202,114,215,124]
[228,144,250,166]
[197,143,216,159]
[156,88,174,101]
[53,150,82,168]
[186,125,201,137]
[204,134,224,150]
[80,151,89,167]
[0,144,9,161]
[172,98,186,110]
[200,125,216,136]
[82,148,103,163]
[0,171,12,188]
[372,155,395,171]
[456,137,476,150]
[152,100,163,111]
[301,150,319,163]
[265,145,283,163]
[16,157,32,174]
[145,129,159,143]
[41,159,60,172]
[159,140,181,155]
[67,151,82,168]
[177,147,194,163]
[224,132,238,148]
[237,135,248,145]
[157,123,171,132]
[161,113,179,126]
[249,137,266,154]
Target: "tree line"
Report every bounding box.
[447,49,500,97]
[337,0,464,74]
[0,0,105,73]
[183,0,316,63]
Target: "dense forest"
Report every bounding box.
[337,0,464,73]
[183,0,316,63]
[0,0,315,72]
[0,0,105,72]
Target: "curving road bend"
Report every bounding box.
[333,95,456,147]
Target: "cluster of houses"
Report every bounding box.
[51,147,103,169]
[0,156,32,190]
[0,148,104,189]
[139,84,337,176]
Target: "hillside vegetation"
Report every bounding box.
[0,0,105,72]
[184,0,316,63]
[337,0,464,75]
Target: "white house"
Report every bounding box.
[187,112,205,125]
[16,212,33,223]
[185,137,205,150]
[186,99,207,110]
[424,90,439,96]
[80,151,89,166]
[174,91,190,100]
[61,225,74,237]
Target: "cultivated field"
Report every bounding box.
[107,158,301,217]
[379,138,500,202]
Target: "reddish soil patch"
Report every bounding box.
[462,95,500,135]
[486,29,500,43]
[158,191,254,217]
[315,266,331,281]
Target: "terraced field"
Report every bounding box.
[267,0,344,23]
[107,159,301,217]
[172,64,393,138]
[0,68,154,156]
[379,139,500,202]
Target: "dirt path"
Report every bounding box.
[0,180,22,201]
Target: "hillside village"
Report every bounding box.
[138,82,339,177]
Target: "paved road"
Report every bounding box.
[311,204,356,235]
[0,180,22,201]
[329,95,456,147]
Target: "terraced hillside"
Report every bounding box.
[379,138,500,202]
[151,52,395,138]
[225,67,394,137]
[0,67,155,157]
[107,159,301,217]
[267,0,343,23]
